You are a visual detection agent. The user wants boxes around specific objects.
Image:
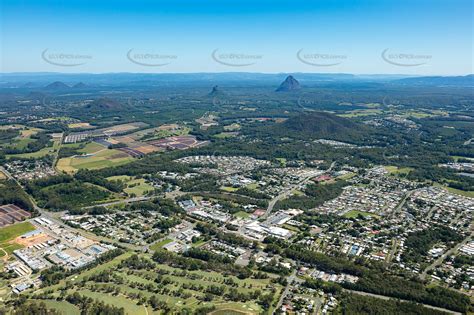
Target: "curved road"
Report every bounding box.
[421,231,473,281]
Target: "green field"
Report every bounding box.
[234,211,250,218]
[31,252,281,314]
[0,222,35,258]
[29,300,81,315]
[124,178,154,196]
[141,126,191,141]
[343,210,380,219]
[275,158,287,166]
[3,127,42,149]
[148,238,173,251]
[57,143,133,173]
[291,190,304,196]
[401,110,448,118]
[0,221,36,243]
[106,175,131,181]
[5,126,61,159]
[223,123,241,131]
[384,166,413,175]
[78,289,148,315]
[337,172,357,180]
[451,155,474,162]
[79,142,105,154]
[445,187,474,198]
[433,183,474,198]
[0,243,23,256]
[107,175,154,196]
[210,308,251,315]
[191,239,208,247]
[8,137,61,159]
[220,186,239,192]
[246,183,259,190]
[214,132,238,139]
[10,137,34,149]
[338,109,382,118]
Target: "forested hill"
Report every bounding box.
[260,112,373,143]
[85,98,125,111]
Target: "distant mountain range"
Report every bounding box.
[0,73,472,88]
[395,74,473,86]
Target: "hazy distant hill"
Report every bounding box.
[44,81,70,90]
[0,93,17,102]
[26,91,49,101]
[208,85,225,97]
[395,74,473,87]
[276,75,301,92]
[22,82,37,88]
[85,97,123,110]
[73,82,88,88]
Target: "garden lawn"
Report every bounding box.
[343,210,380,219]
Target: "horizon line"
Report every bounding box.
[1,72,473,77]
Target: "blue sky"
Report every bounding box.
[1,0,472,74]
